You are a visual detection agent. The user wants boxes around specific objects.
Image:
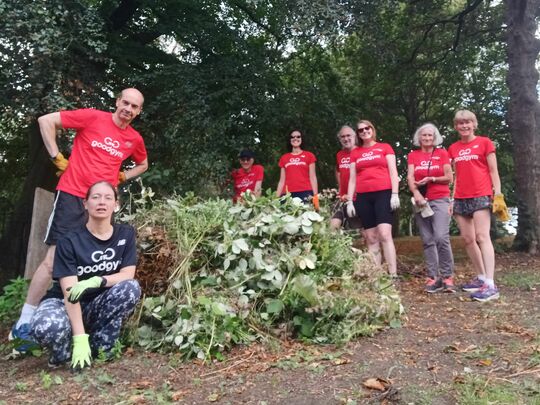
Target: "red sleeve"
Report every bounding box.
[60,109,98,130]
[383,143,395,155]
[256,165,264,181]
[484,137,496,155]
[308,151,317,163]
[130,136,147,164]
[278,154,287,168]
[439,148,450,165]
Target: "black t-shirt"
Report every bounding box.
[44,223,137,301]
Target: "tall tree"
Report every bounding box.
[505,0,540,252]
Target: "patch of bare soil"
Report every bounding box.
[1,237,539,404]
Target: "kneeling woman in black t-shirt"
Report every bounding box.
[31,181,140,369]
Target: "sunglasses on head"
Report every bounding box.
[356,126,371,133]
[290,135,302,139]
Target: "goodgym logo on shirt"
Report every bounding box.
[339,157,351,169]
[357,150,382,163]
[454,148,479,163]
[77,248,122,275]
[91,136,124,158]
[285,156,306,167]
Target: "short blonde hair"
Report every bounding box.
[412,123,443,147]
[453,110,478,129]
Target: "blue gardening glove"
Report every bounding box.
[67,276,105,303]
[71,334,92,370]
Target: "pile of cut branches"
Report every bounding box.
[127,192,403,360]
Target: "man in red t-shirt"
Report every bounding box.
[10,88,149,350]
[231,150,264,202]
[330,125,362,231]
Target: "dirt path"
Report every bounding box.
[1,238,539,404]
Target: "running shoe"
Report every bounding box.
[425,277,443,293]
[470,285,500,302]
[461,277,484,292]
[442,276,457,293]
[8,323,37,354]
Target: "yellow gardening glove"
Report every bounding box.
[71,334,92,370]
[118,171,127,184]
[51,152,69,171]
[492,194,510,222]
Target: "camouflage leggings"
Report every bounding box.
[30,280,141,364]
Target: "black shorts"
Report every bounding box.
[290,190,313,202]
[354,189,394,230]
[44,191,87,245]
[331,202,363,229]
[453,196,491,217]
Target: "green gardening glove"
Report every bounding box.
[71,334,92,370]
[67,276,104,303]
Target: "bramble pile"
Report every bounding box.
[127,192,403,360]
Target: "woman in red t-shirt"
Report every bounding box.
[448,110,509,302]
[345,120,400,276]
[407,123,455,293]
[276,129,319,209]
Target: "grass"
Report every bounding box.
[498,271,540,290]
[454,375,540,405]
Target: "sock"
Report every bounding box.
[16,303,37,327]
[477,274,486,282]
[484,278,495,289]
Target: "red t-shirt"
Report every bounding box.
[278,151,317,193]
[407,148,451,200]
[231,164,264,202]
[448,136,495,199]
[350,142,394,193]
[336,148,356,197]
[58,109,147,198]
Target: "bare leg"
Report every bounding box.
[330,218,342,231]
[377,223,397,275]
[362,228,382,266]
[25,246,55,306]
[472,209,495,280]
[455,214,486,277]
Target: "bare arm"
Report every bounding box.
[254,180,262,197]
[346,162,357,201]
[276,168,286,196]
[308,163,318,195]
[124,159,149,180]
[487,153,502,195]
[335,168,340,191]
[407,163,425,204]
[38,112,63,158]
[386,154,400,194]
[60,276,85,336]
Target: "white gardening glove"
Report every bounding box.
[390,193,400,211]
[346,200,356,217]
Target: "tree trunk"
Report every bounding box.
[505,0,540,253]
[0,123,57,287]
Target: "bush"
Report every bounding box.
[128,192,403,360]
[0,277,29,324]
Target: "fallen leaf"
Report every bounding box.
[363,377,389,391]
[169,391,186,401]
[333,358,350,365]
[207,393,220,402]
[128,395,147,404]
[130,380,153,389]
[478,359,493,366]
